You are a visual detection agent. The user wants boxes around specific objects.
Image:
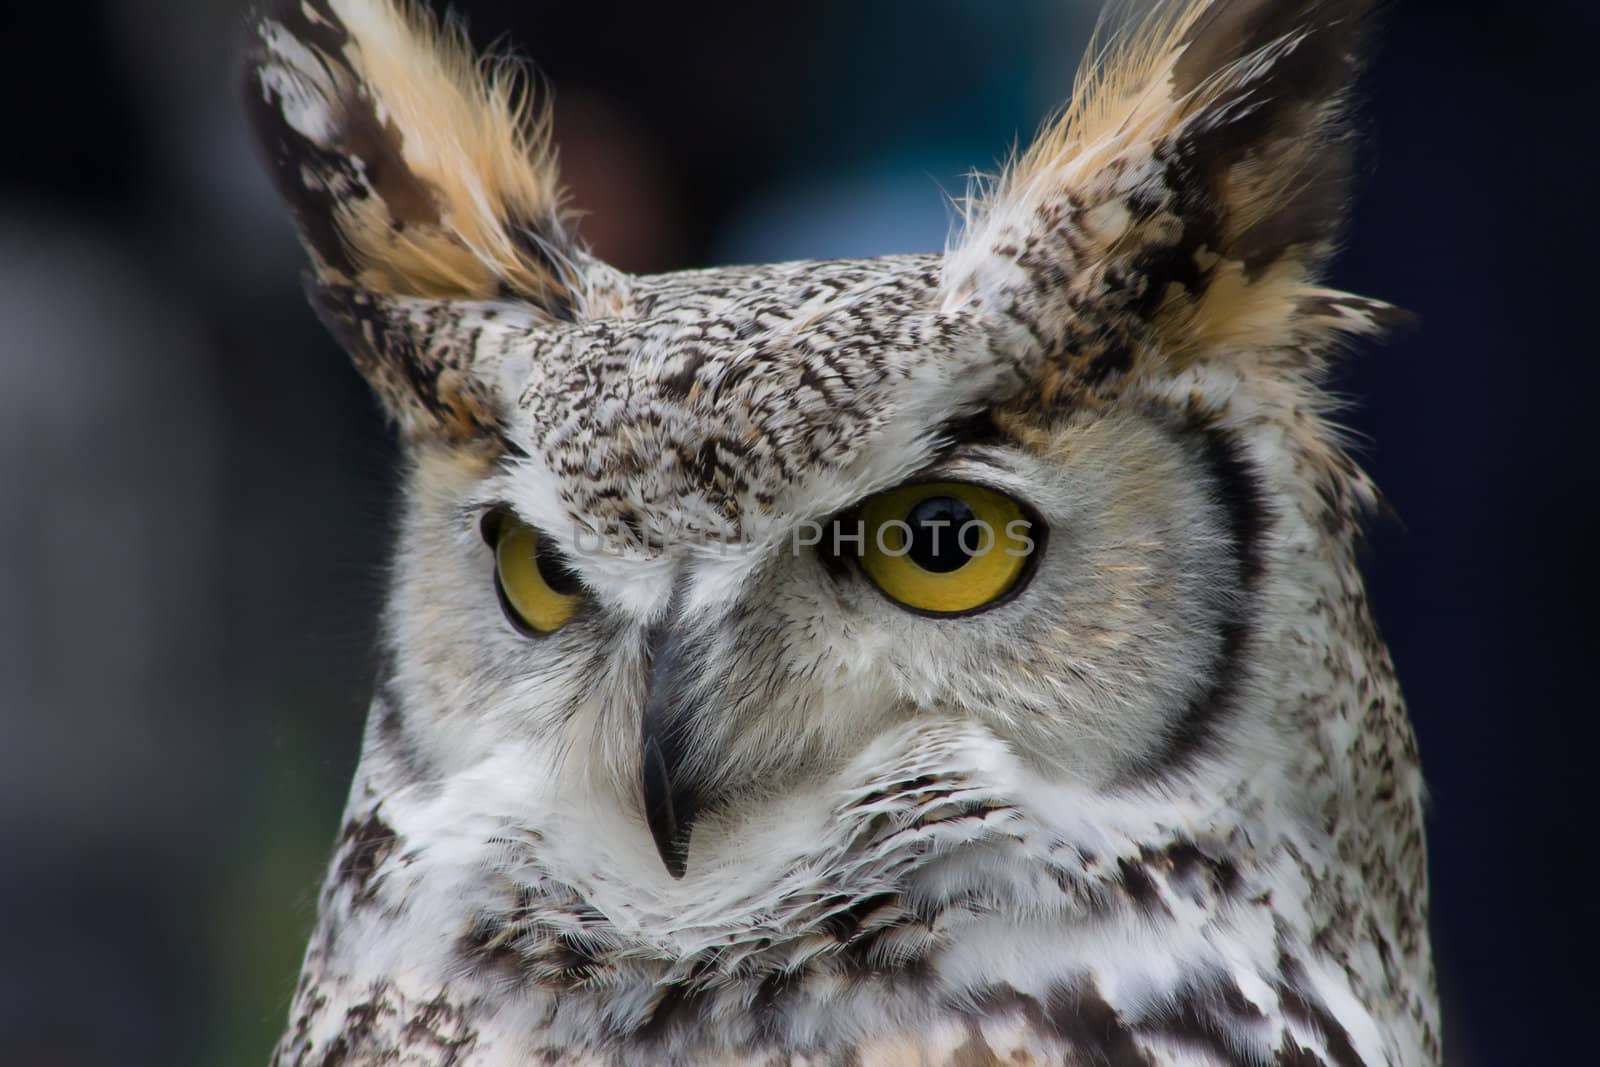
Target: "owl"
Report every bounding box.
[245,0,1437,1064]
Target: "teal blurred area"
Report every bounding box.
[0,1,1590,1064]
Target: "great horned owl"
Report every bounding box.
[245,1,1437,1064]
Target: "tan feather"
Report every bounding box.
[948,0,1395,400]
[247,0,578,313]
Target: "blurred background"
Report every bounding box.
[1,0,1592,1063]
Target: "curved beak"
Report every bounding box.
[638,621,715,878]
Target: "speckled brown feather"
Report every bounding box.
[248,2,1436,1065]
[247,0,576,302]
[947,0,1390,408]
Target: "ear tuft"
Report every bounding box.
[947,0,1394,403]
[245,0,581,318]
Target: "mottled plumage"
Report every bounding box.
[245,1,1437,1064]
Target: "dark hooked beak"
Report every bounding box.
[639,621,715,878]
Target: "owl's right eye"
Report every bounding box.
[481,509,585,636]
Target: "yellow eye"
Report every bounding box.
[487,511,584,635]
[849,482,1039,616]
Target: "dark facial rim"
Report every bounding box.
[827,478,1050,620]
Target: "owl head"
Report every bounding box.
[247,0,1405,884]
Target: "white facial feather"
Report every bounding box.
[246,1,1437,1064]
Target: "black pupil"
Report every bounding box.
[534,537,583,596]
[904,495,978,573]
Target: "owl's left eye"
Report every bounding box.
[830,481,1042,616]
[482,509,585,636]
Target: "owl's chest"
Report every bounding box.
[277,821,1400,1067]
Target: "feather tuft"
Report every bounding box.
[946,0,1396,403]
[244,0,580,317]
